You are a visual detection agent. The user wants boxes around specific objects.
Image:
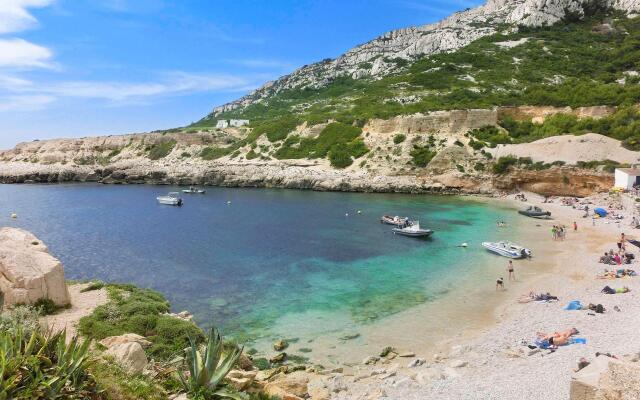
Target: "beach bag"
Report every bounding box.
[596,304,604,314]
[564,300,582,310]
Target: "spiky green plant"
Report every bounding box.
[0,326,99,400]
[177,327,243,400]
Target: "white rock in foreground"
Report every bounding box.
[0,227,70,307]
[105,342,148,375]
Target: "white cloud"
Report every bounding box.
[0,38,53,68]
[0,94,54,111]
[0,0,55,34]
[42,72,257,101]
[0,71,262,109]
[225,58,294,70]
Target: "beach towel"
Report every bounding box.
[564,300,583,310]
[569,337,587,345]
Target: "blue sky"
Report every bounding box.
[0,0,483,148]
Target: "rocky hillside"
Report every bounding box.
[210,0,640,116]
[3,0,640,196]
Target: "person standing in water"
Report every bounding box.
[507,260,515,281]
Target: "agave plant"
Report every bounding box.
[177,327,243,399]
[0,326,97,400]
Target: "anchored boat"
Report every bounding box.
[518,205,551,219]
[482,241,531,258]
[381,215,411,227]
[392,221,433,238]
[182,187,206,194]
[157,192,183,206]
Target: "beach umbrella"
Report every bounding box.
[594,207,608,217]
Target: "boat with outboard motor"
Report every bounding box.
[381,215,411,227]
[157,192,183,206]
[518,205,551,218]
[392,221,433,238]
[482,241,531,258]
[182,187,206,194]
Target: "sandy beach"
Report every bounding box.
[329,192,640,400]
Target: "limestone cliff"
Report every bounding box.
[211,0,640,116]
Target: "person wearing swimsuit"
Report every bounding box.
[507,260,515,281]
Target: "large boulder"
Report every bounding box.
[99,333,152,349]
[0,227,70,307]
[105,342,148,375]
[570,356,640,400]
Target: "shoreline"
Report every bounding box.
[333,191,640,399]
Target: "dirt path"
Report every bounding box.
[41,282,108,337]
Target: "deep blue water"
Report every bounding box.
[0,184,519,341]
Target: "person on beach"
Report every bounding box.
[573,221,577,231]
[507,260,515,281]
[496,277,504,291]
[552,226,557,240]
[536,328,579,347]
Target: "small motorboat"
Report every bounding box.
[157,192,183,206]
[381,215,411,227]
[182,187,206,194]
[518,205,551,218]
[482,241,531,259]
[392,221,433,238]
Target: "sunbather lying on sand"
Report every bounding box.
[597,269,636,279]
[536,328,579,348]
[601,285,630,294]
[518,291,559,303]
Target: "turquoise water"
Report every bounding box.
[0,184,520,343]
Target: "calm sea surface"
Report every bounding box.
[0,184,521,344]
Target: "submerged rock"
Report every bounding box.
[274,339,289,351]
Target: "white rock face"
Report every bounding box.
[105,342,148,375]
[0,227,70,307]
[212,0,640,115]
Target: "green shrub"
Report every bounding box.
[90,356,167,399]
[492,156,518,174]
[79,284,204,360]
[147,140,177,160]
[80,281,105,293]
[252,115,299,142]
[33,297,59,316]
[200,147,231,160]
[246,149,259,160]
[473,162,485,171]
[393,134,406,144]
[409,145,437,167]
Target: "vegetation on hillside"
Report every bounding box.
[202,13,640,133]
[274,122,368,168]
[468,107,640,150]
[78,284,204,360]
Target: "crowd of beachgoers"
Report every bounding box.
[332,190,640,400]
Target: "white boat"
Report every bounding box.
[182,187,206,194]
[392,221,433,238]
[482,241,531,258]
[157,192,183,206]
[381,215,411,227]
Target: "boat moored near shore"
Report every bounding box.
[392,221,433,238]
[518,205,551,219]
[482,241,531,258]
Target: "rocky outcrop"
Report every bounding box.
[0,227,70,308]
[211,0,640,115]
[493,167,614,196]
[99,333,152,349]
[105,342,148,375]
[570,355,640,400]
